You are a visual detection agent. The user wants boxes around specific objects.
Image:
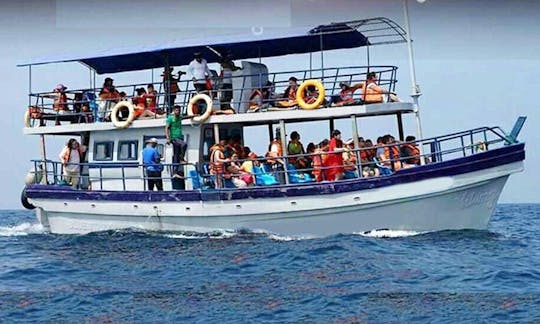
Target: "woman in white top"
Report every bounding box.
[59,138,86,189]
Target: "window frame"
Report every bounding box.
[93,141,114,161]
[117,140,139,161]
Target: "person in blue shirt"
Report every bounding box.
[142,138,163,191]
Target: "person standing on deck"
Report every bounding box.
[219,54,242,110]
[324,129,345,181]
[59,138,86,189]
[188,52,211,94]
[142,138,163,191]
[165,105,188,171]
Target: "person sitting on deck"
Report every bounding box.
[52,84,69,114]
[132,88,165,120]
[277,77,299,108]
[342,138,358,175]
[144,84,159,114]
[248,81,276,112]
[362,72,400,104]
[333,82,364,106]
[287,131,308,170]
[312,139,329,182]
[400,135,422,165]
[378,134,403,170]
[227,152,253,188]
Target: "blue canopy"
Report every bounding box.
[18,18,406,74]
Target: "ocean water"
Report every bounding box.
[1,205,540,323]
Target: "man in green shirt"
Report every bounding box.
[165,105,188,170]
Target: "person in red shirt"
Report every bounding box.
[324,129,345,181]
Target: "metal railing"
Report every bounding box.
[26,126,515,191]
[24,65,399,127]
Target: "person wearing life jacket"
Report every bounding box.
[335,82,364,106]
[312,139,329,182]
[209,139,230,188]
[52,84,69,113]
[266,129,284,166]
[378,134,402,170]
[132,88,165,120]
[59,138,86,189]
[144,84,159,114]
[249,81,276,112]
[362,72,401,104]
[400,135,421,165]
[161,67,184,108]
[277,77,299,108]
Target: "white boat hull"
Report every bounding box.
[31,161,523,236]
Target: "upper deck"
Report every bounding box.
[20,17,413,136]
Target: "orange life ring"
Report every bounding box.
[296,79,325,110]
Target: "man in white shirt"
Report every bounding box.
[188,52,211,93]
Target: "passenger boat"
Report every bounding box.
[19,15,526,236]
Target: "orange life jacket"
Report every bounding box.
[209,145,225,174]
[362,82,383,103]
[383,146,400,161]
[402,143,420,164]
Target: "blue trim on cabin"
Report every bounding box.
[26,143,525,202]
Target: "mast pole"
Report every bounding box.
[403,0,426,165]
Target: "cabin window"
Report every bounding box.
[118,141,138,161]
[94,141,114,161]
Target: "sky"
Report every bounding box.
[1,0,539,209]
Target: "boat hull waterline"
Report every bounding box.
[30,160,522,236]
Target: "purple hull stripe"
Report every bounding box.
[26,143,525,202]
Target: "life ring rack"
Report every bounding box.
[187,94,213,123]
[296,79,326,110]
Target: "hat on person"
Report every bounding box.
[339,82,350,88]
[146,137,158,144]
[345,138,354,145]
[194,52,202,58]
[54,84,67,91]
[104,77,113,82]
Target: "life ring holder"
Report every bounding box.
[187,94,213,123]
[296,79,326,110]
[111,101,136,128]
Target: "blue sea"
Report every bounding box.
[1,205,540,323]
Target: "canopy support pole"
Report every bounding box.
[28,66,32,106]
[403,0,425,164]
[319,33,324,80]
[213,124,220,144]
[278,120,289,185]
[329,118,335,134]
[351,115,362,177]
[397,113,404,141]
[40,135,48,184]
[163,54,171,113]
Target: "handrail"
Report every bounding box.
[26,125,519,191]
[24,65,399,126]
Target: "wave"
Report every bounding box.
[0,222,45,236]
[356,229,428,238]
